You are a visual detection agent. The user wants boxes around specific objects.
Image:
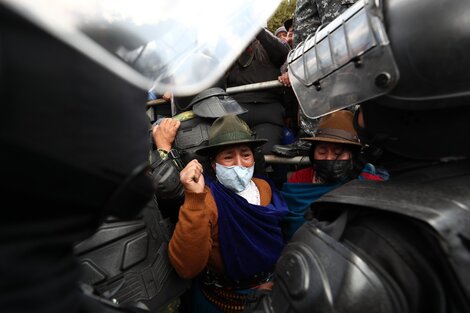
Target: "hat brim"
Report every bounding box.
[301,136,361,146]
[195,139,268,156]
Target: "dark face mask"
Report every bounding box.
[314,159,354,184]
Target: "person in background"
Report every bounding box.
[247,1,470,312]
[281,110,388,239]
[293,0,358,48]
[274,25,288,43]
[226,27,290,188]
[283,18,294,49]
[273,0,359,157]
[168,114,289,313]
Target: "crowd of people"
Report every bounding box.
[2,0,470,313]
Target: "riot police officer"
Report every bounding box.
[149,87,250,221]
[248,0,470,312]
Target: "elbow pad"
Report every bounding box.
[151,157,184,200]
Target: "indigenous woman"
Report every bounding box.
[168,114,288,312]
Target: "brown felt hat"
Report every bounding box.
[302,110,361,146]
[195,114,267,156]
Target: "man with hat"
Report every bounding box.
[283,18,294,48]
[274,25,288,42]
[168,114,289,312]
[280,110,388,239]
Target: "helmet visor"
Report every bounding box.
[4,0,281,96]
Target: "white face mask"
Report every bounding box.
[215,163,254,193]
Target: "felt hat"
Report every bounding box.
[195,114,267,156]
[302,110,361,146]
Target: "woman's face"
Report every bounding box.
[214,144,255,167]
[313,142,352,161]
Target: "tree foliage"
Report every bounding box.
[267,0,296,34]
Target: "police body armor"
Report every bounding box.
[72,92,230,310]
[74,198,189,312]
[250,160,470,313]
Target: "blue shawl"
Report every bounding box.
[205,175,288,281]
[281,182,339,240]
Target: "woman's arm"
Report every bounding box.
[256,28,290,66]
[168,189,213,279]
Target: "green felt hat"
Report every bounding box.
[195,114,267,156]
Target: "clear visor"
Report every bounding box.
[287,0,399,119]
[3,0,280,96]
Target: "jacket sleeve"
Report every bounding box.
[168,189,213,279]
[293,0,321,47]
[256,28,290,67]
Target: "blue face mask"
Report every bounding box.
[215,163,254,193]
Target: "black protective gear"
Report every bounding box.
[193,94,248,118]
[188,87,228,107]
[358,101,470,161]
[173,116,211,166]
[150,150,184,200]
[313,160,470,306]
[75,200,189,312]
[250,0,470,312]
[249,212,401,313]
[0,5,155,313]
[288,0,470,160]
[248,160,470,313]
[191,87,247,118]
[288,0,470,115]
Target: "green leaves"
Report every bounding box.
[268,0,296,33]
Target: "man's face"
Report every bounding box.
[276,31,288,42]
[286,27,293,48]
[313,142,352,161]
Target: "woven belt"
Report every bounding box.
[201,282,261,313]
[202,269,272,290]
[199,269,272,312]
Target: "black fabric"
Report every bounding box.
[360,101,470,160]
[226,29,289,189]
[340,211,451,312]
[306,206,460,313]
[226,29,288,105]
[313,159,355,183]
[0,6,151,313]
[173,116,211,166]
[75,202,189,312]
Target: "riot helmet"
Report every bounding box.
[172,87,248,166]
[191,87,248,118]
[288,0,470,160]
[288,0,470,118]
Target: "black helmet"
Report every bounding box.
[190,87,248,118]
[288,0,470,160]
[289,0,470,117]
